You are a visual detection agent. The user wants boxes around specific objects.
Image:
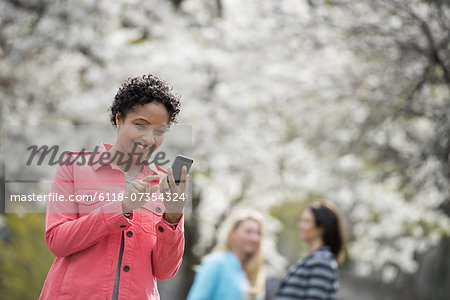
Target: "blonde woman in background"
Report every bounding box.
[187,210,265,300]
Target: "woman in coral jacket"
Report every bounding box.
[39,75,189,300]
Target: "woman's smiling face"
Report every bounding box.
[115,102,169,157]
[298,208,323,243]
[231,218,261,256]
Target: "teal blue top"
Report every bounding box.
[186,251,263,300]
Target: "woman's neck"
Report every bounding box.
[308,238,324,253]
[108,145,143,176]
[231,248,250,267]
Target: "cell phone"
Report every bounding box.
[169,155,193,185]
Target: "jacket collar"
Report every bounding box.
[224,251,244,270]
[90,143,156,178]
[308,245,332,259]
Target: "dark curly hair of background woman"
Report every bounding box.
[109,74,181,126]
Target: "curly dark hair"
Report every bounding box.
[109,74,181,126]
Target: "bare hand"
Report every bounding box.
[122,175,159,213]
[159,166,189,222]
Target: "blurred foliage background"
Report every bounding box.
[0,214,54,299]
[1,0,449,299]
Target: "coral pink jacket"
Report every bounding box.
[39,143,184,300]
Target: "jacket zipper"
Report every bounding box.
[112,231,125,299]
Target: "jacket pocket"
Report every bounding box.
[137,213,157,254]
[74,189,107,214]
[138,212,156,234]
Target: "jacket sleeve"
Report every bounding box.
[45,162,134,257]
[151,214,185,280]
[186,257,222,300]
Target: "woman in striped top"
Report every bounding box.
[275,201,345,300]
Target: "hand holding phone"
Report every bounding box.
[168,155,194,185]
[159,155,193,218]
